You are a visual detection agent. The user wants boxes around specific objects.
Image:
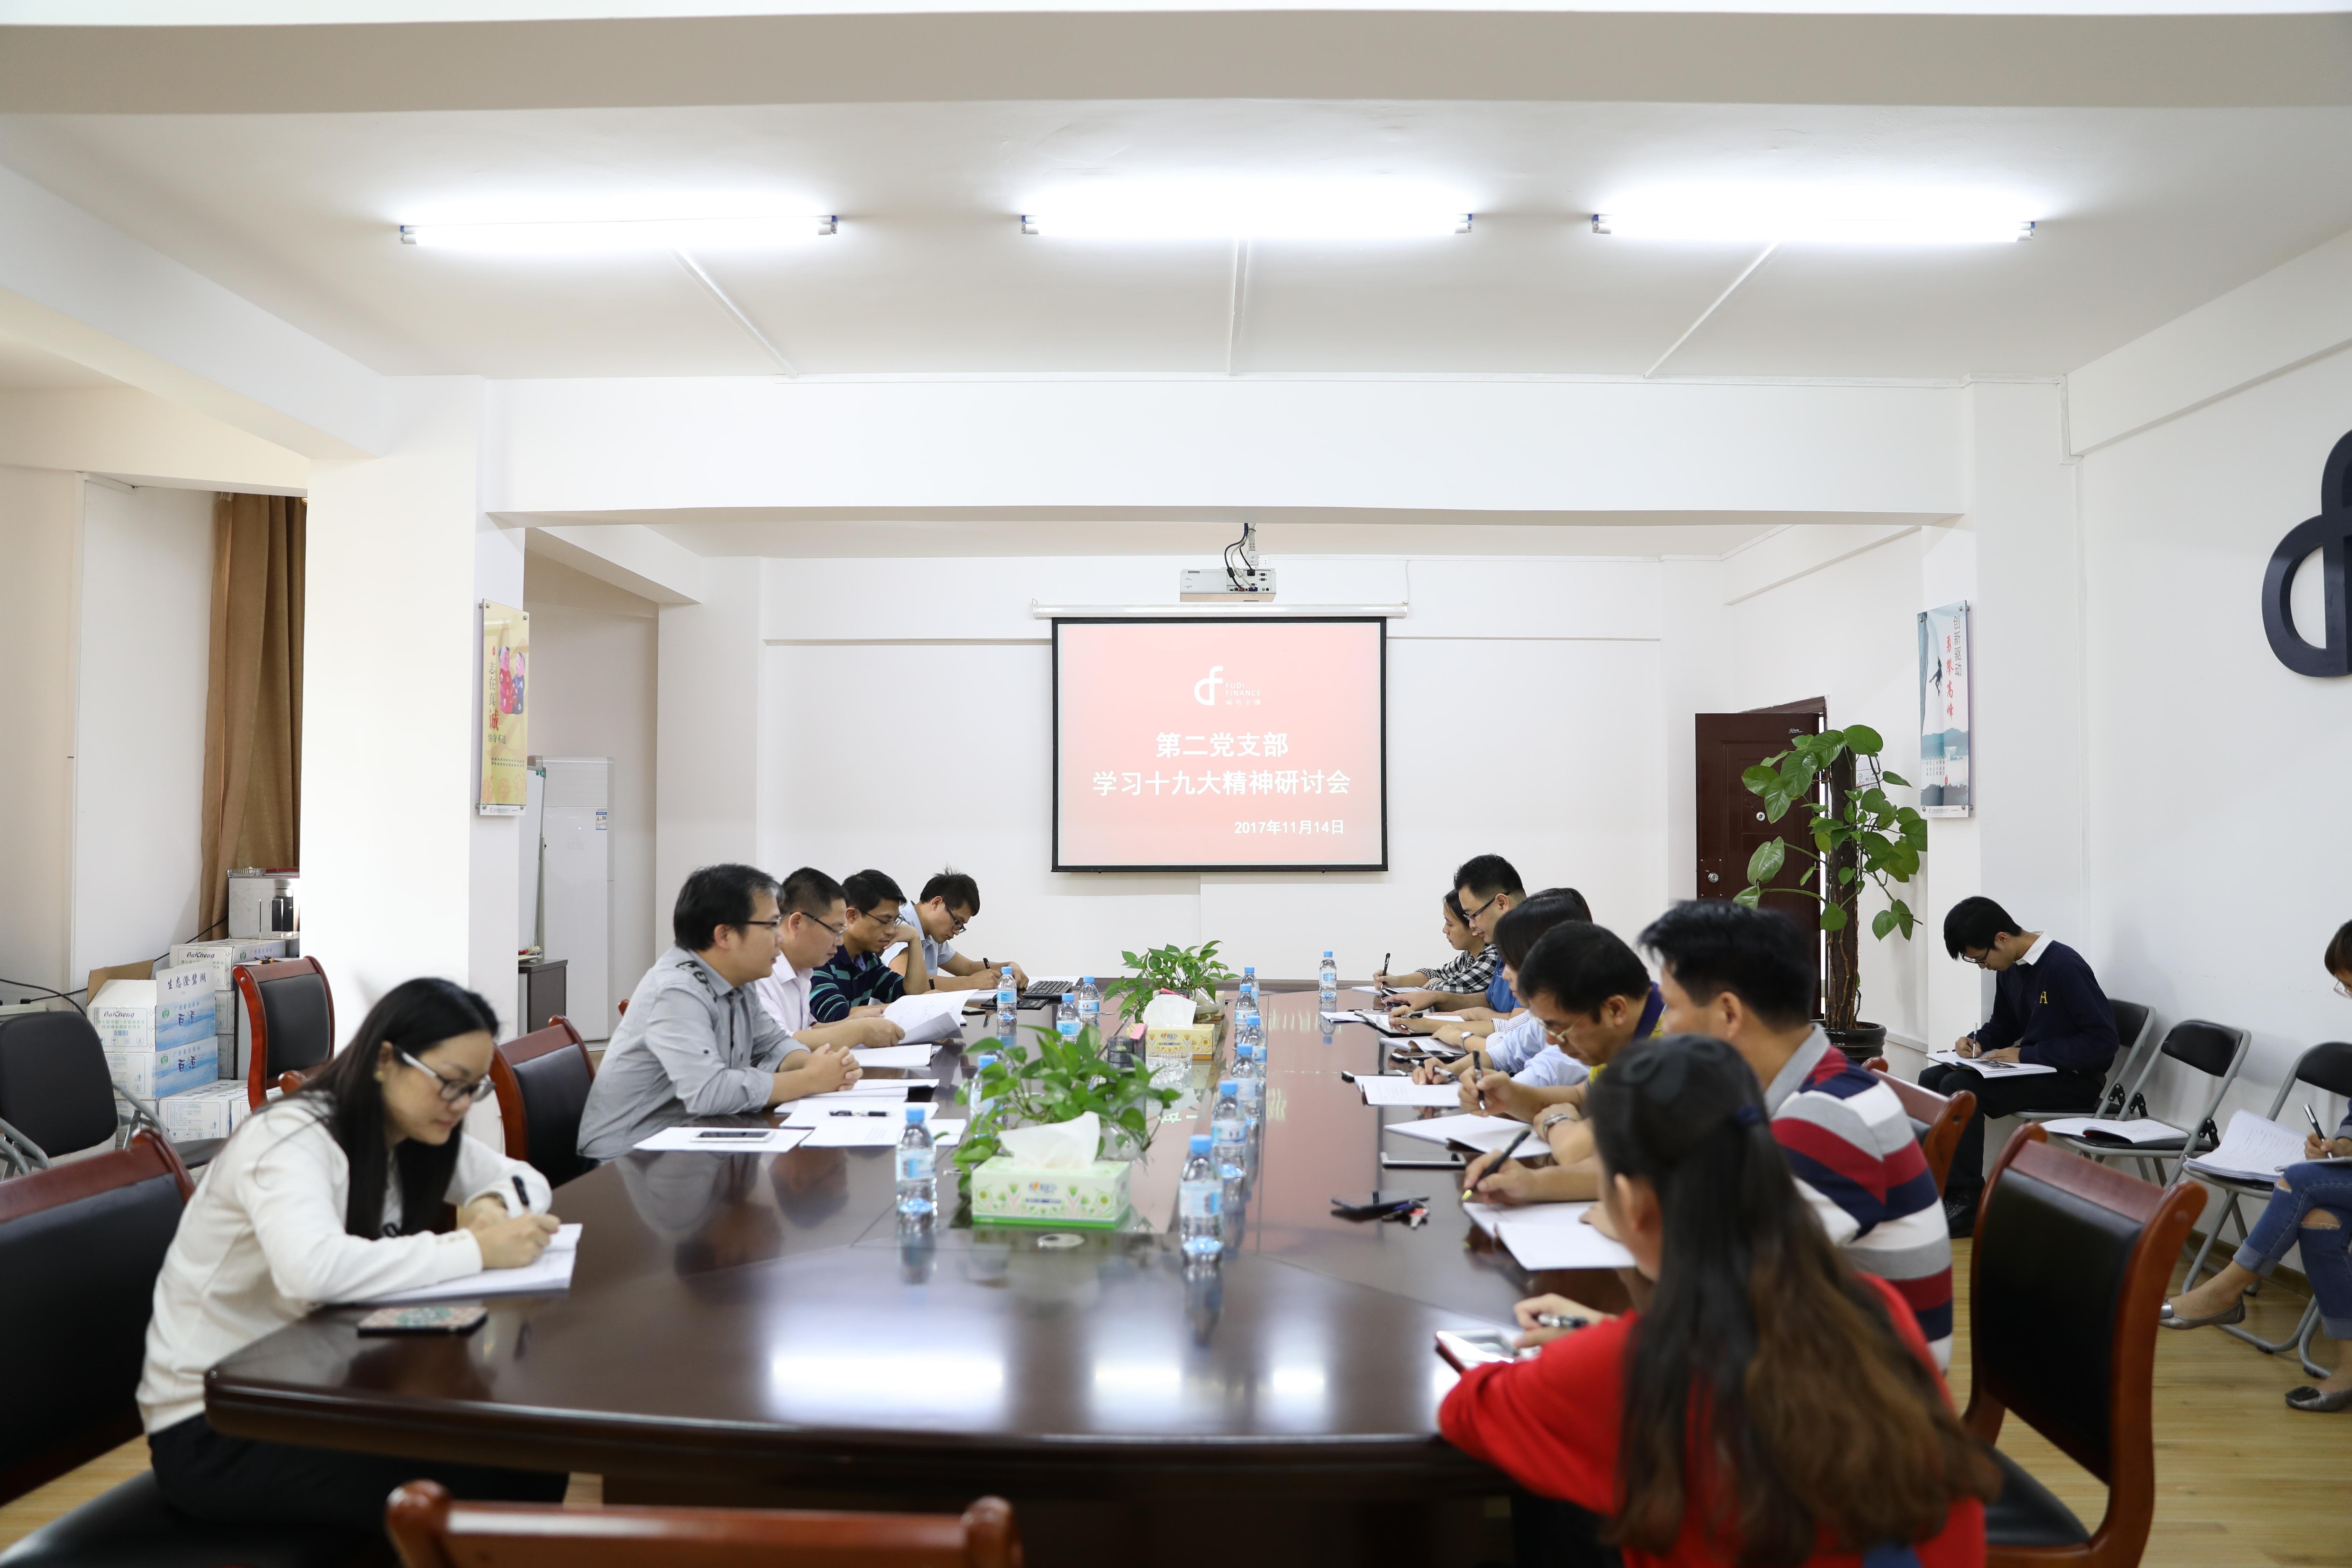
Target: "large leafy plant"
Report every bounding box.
[952,1021,1183,1172]
[1101,940,1234,1025]
[1736,723,1928,1032]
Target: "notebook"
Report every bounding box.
[2038,1116,2184,1146]
[1356,1075,1471,1109]
[2184,1110,2352,1185]
[1493,1204,1636,1272]
[1925,1049,2056,1078]
[1385,1112,1530,1154]
[358,1224,584,1305]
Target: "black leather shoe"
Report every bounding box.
[1943,1189,1980,1239]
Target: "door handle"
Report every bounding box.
[1755,811,1765,822]
[1707,872,1720,883]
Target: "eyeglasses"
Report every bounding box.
[853,907,897,926]
[1960,950,1992,968]
[397,1050,493,1105]
[805,912,846,939]
[1461,892,1502,923]
[945,912,972,937]
[737,917,783,931]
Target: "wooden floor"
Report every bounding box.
[3,1249,2343,1563]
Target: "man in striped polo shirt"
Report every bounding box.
[1641,900,1953,1369]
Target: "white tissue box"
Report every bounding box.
[106,1037,219,1102]
[971,1156,1133,1226]
[167,938,286,993]
[150,1080,253,1142]
[91,966,217,1053]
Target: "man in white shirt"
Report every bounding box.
[888,868,1030,993]
[755,867,910,1048]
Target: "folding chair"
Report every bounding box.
[1965,1126,2204,1568]
[2018,999,2162,1127]
[386,1482,1021,1568]
[2174,1040,2352,1376]
[2048,1020,2249,1185]
[1868,1065,1976,1197]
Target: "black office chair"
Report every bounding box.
[1963,1126,2204,1568]
[489,1016,598,1191]
[233,958,337,1111]
[0,1011,222,1176]
[0,1131,360,1568]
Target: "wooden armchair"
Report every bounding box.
[1867,1063,1977,1196]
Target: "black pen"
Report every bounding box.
[830,1109,888,1118]
[2307,1104,2329,1146]
[1465,1126,1532,1201]
[511,1175,532,1214]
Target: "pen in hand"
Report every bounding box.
[1466,1126,1532,1201]
[1534,1311,1588,1330]
[511,1175,532,1215]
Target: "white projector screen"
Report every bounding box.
[1053,617,1388,872]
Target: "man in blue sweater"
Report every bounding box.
[1921,896,2120,1236]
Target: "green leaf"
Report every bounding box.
[1895,903,1916,939]
[1880,770,1911,789]
[1746,838,1787,883]
[1740,764,1781,796]
[1820,904,1849,932]
[1844,723,1884,755]
[1733,886,1762,908]
[1837,865,1856,885]
[1871,907,1897,940]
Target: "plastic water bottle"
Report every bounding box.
[896,1106,936,1220]
[1236,1043,1265,1131]
[1318,951,1339,1011]
[1179,1133,1223,1261]
[1212,1078,1248,1208]
[1077,976,1100,1032]
[1240,966,1259,1009]
[1056,987,1081,1046]
[1238,1003,1263,1054]
[994,966,1018,1050]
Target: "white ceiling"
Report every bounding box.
[0,335,124,389]
[2,99,2348,382]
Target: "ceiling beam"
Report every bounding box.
[524,523,705,604]
[0,164,383,458]
[4,12,2350,113]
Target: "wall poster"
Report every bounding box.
[1917,600,1971,818]
[478,600,529,816]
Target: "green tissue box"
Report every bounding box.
[970,1156,1133,1227]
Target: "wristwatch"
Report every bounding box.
[1535,1107,1575,1138]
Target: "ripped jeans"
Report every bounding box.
[2235,1161,2352,1340]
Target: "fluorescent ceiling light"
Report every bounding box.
[1020,181,1470,240]
[1590,189,2033,245]
[398,216,837,253]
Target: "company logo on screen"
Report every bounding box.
[1191,665,1261,707]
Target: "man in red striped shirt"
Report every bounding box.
[1640,901,1954,1368]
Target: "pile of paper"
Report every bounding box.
[2185,1110,2350,1185]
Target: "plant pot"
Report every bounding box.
[1826,1022,1887,1066]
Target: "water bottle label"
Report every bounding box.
[898,1149,934,1182]
[1180,1182,1221,1219]
[1058,1019,1080,1040]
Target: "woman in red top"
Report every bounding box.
[1441,1033,1996,1568]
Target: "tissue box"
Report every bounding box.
[91,966,217,1052]
[1142,1021,1218,1062]
[152,1080,252,1142]
[970,1156,1134,1227]
[167,938,285,993]
[106,1036,219,1102]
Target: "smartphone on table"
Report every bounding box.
[1435,1328,1534,1370]
[356,1305,489,1336]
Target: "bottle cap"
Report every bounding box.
[904,1105,925,1122]
[1220,1079,1238,1095]
[1082,975,1094,984]
[1189,1133,1212,1155]
[1244,965,1256,974]
[1323,950,1333,957]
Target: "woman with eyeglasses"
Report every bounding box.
[1441,1033,1994,1567]
[139,978,570,1535]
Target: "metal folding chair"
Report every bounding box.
[2018,999,2161,1127]
[2047,1020,2249,1186]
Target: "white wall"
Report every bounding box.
[0,464,79,1000]
[69,479,212,985]
[2076,346,2352,1137]
[524,552,659,1024]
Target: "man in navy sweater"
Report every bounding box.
[1920,896,2120,1236]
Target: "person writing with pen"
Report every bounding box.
[1440,1032,1993,1568]
[1410,892,1602,1093]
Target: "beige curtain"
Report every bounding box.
[200,494,306,931]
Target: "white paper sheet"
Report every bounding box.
[881,992,968,1045]
[800,1113,969,1149]
[1462,1200,1506,1237]
[2184,1111,2321,1184]
[1385,1112,1531,1154]
[2039,1115,2185,1146]
[1357,1076,1471,1108]
[1925,1049,2057,1078]
[632,1125,811,1154]
[785,1103,908,1128]
[1493,1204,1636,1272]
[851,1043,938,1069]
[358,1224,584,1304]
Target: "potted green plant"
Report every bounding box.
[1735,723,1927,1062]
[1101,940,1235,1026]
[953,1021,1183,1172]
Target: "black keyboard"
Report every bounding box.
[1021,981,1074,1002]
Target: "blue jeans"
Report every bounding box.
[2234,1161,2352,1339]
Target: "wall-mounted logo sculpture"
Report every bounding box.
[2263,429,2352,676]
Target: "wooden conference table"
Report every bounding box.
[206,988,1629,1566]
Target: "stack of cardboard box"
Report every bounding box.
[167,937,285,1083]
[90,963,217,1118]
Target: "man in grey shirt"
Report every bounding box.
[579,863,861,1163]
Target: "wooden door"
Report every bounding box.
[1695,703,1826,955]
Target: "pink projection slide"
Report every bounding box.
[1055,618,1386,870]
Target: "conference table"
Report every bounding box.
[206,987,1630,1566]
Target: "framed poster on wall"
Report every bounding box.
[478,600,529,816]
[1917,600,1970,818]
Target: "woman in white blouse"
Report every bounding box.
[139,978,571,1532]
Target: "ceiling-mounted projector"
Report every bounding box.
[1182,520,1276,602]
